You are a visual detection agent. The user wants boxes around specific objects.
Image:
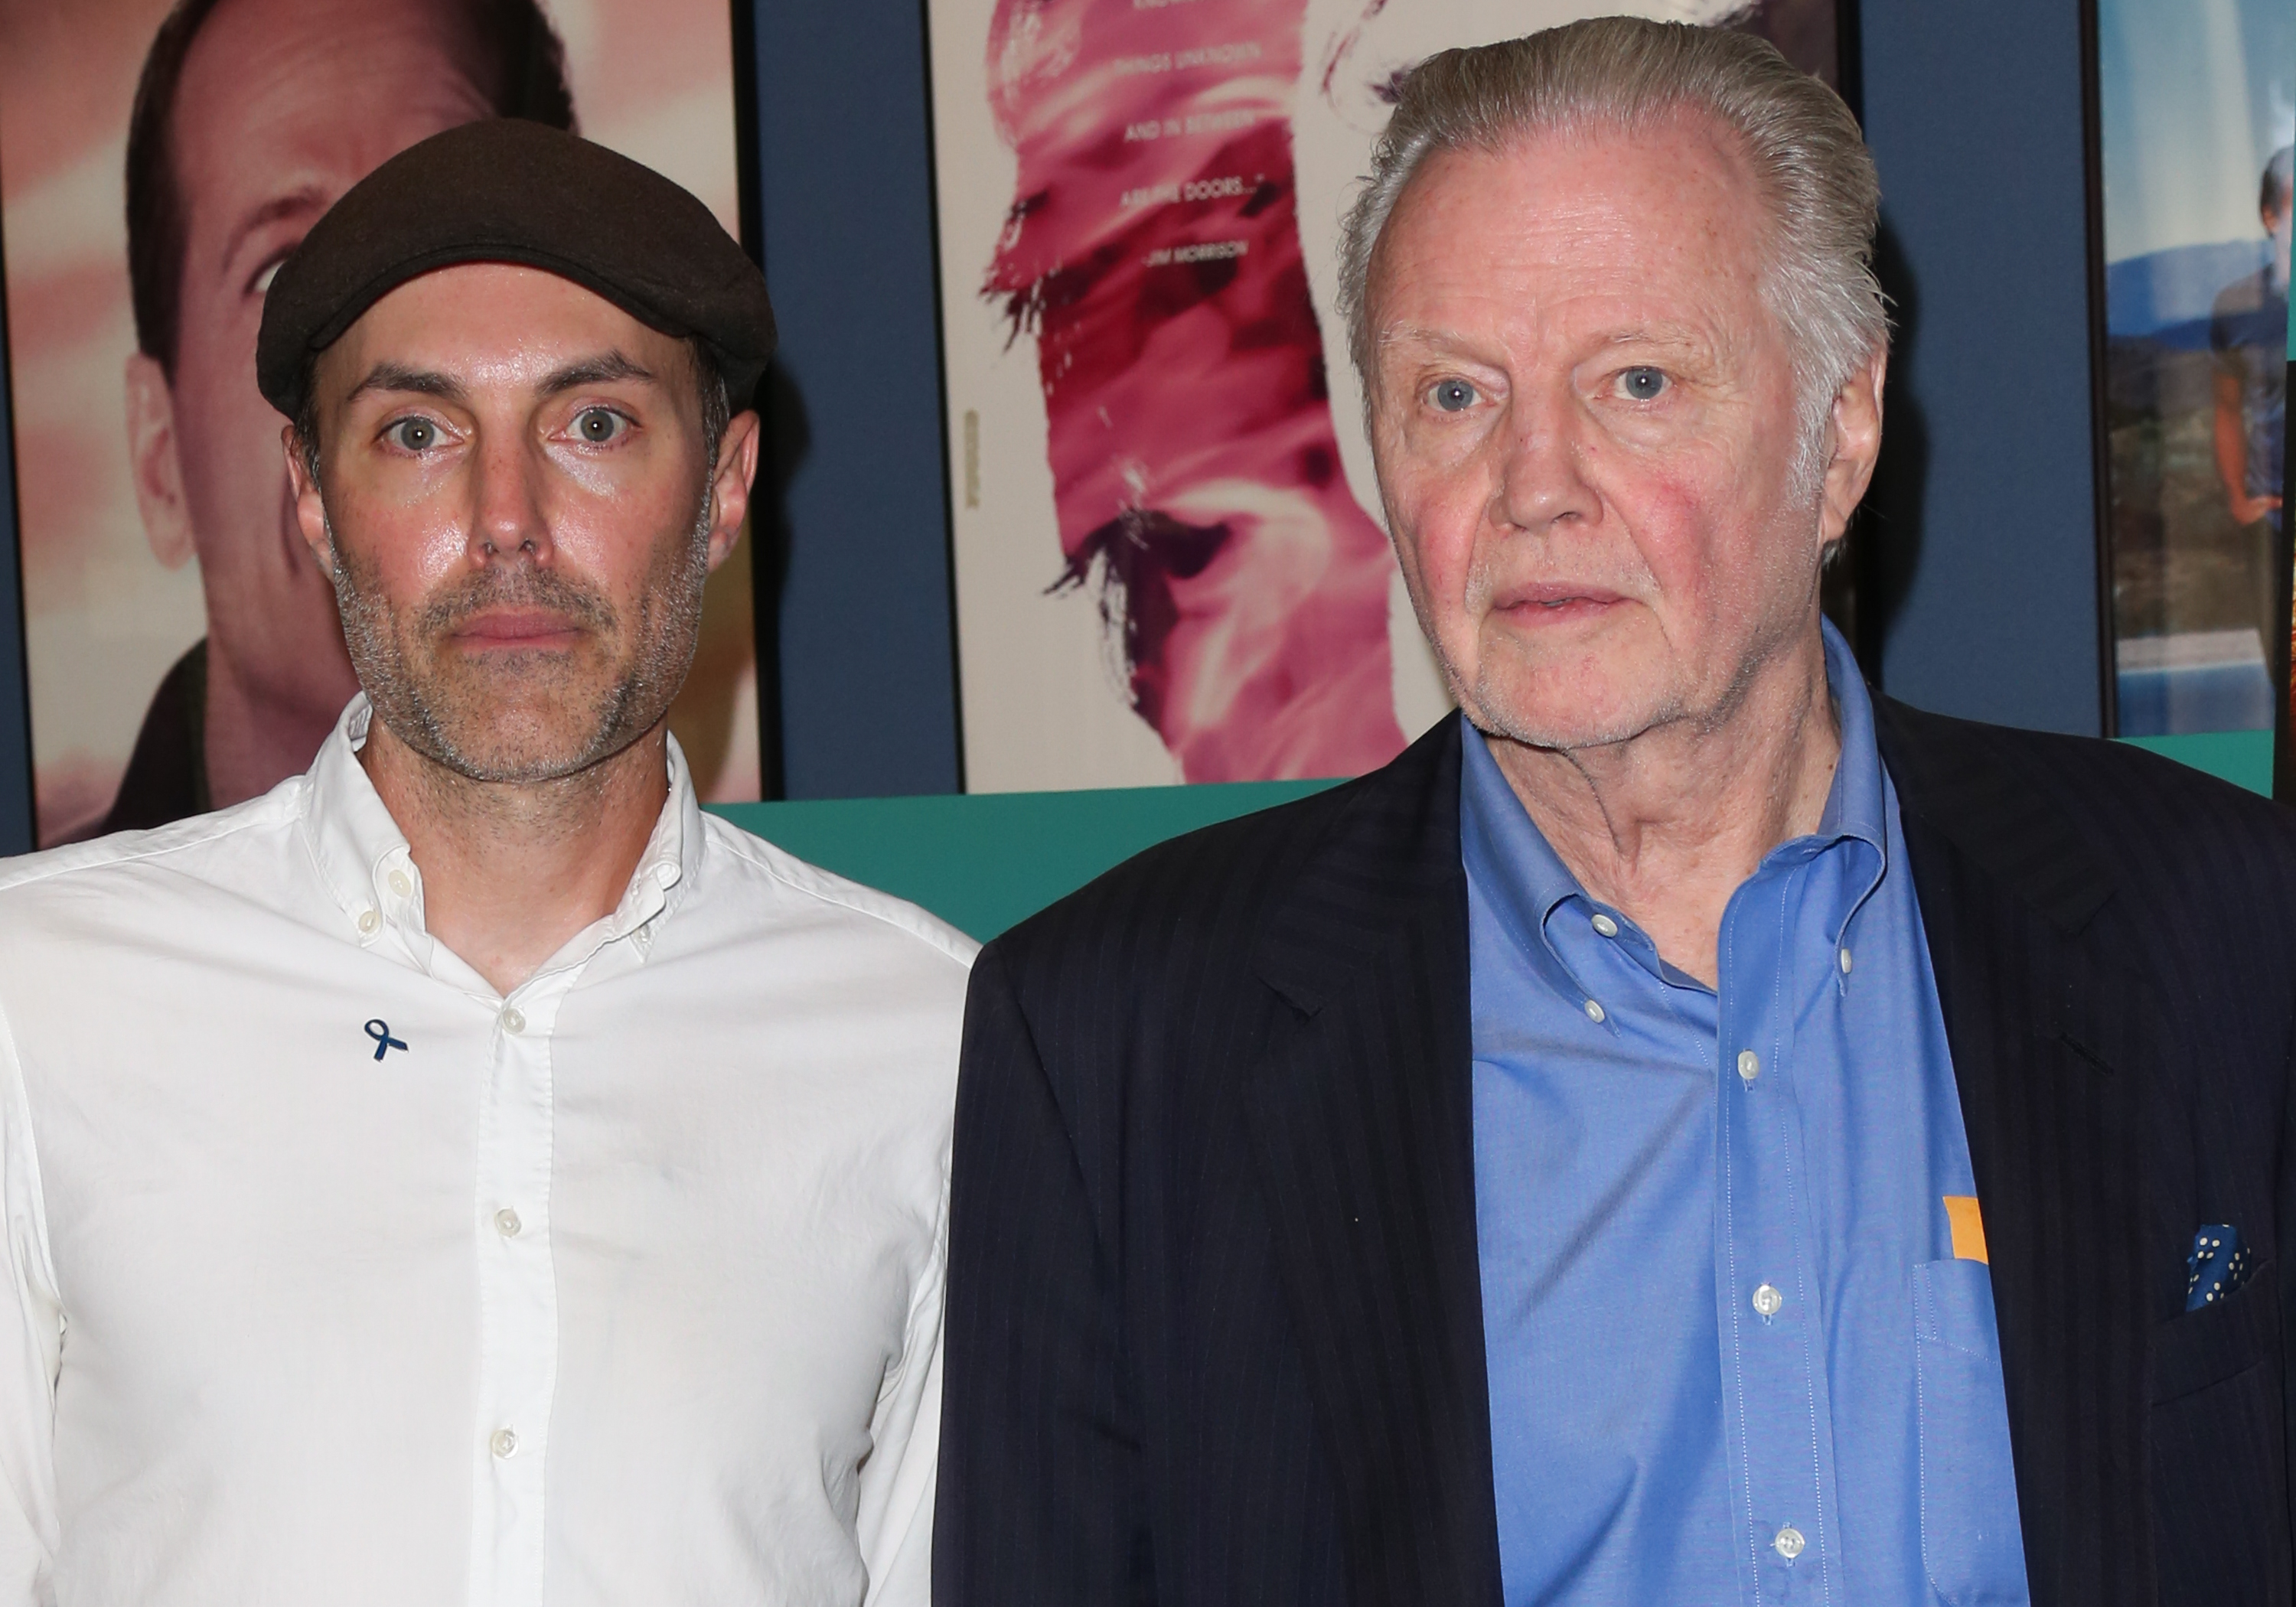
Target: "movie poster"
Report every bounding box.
[0,0,757,847]
[2094,0,2291,739]
[928,0,1838,792]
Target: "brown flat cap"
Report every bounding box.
[256,119,775,417]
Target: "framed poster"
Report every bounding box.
[928,0,1841,791]
[2286,194,2296,801]
[2090,0,2291,742]
[0,0,759,847]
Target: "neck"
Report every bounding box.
[203,640,354,810]
[359,719,673,996]
[1486,624,1841,987]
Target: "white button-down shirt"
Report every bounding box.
[0,699,975,1605]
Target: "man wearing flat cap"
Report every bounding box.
[939,18,2296,1607]
[0,120,967,1605]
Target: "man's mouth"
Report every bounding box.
[1495,583,1626,622]
[450,608,585,650]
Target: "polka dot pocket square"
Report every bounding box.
[2187,1224,2255,1312]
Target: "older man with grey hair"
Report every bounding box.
[937,17,2296,1607]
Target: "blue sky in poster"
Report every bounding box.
[2098,0,2291,269]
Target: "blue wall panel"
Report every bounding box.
[754,0,963,797]
[1856,0,2107,734]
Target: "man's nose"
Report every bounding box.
[467,431,553,566]
[1492,385,1600,535]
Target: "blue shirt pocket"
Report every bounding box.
[1912,1258,2030,1606]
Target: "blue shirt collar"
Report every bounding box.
[1460,619,1887,986]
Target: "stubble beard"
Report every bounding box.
[1433,497,1828,758]
[327,492,714,787]
[1433,546,1688,755]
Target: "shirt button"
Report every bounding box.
[1838,947,1854,974]
[491,1427,517,1459]
[501,1007,526,1035]
[1583,999,1606,1024]
[1753,1283,1783,1318]
[494,1208,522,1238]
[1737,1049,1760,1084]
[1773,1525,1805,1560]
[357,908,380,935]
[1590,912,1619,938]
[387,868,413,898]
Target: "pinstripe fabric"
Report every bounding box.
[1876,698,2296,1607]
[938,699,2296,1607]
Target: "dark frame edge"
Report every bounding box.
[914,0,969,795]
[2075,0,2118,736]
[1832,0,1862,123]
[729,0,784,801]
[0,170,37,857]
[2275,360,2294,804]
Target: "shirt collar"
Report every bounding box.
[302,695,701,972]
[1460,618,1887,978]
[1811,618,1885,859]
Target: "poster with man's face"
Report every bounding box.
[0,0,757,847]
[928,0,1838,792]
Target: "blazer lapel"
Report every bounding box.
[1877,697,2160,1607]
[1238,719,1504,1607]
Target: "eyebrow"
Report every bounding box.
[219,187,328,279]
[342,350,663,410]
[1375,321,1709,360]
[536,351,660,396]
[1378,324,1476,352]
[344,362,468,409]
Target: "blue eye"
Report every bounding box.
[1619,367,1667,400]
[1430,379,1479,412]
[386,418,439,451]
[574,407,625,443]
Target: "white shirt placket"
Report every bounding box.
[467,972,576,1607]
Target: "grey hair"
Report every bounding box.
[1336,18,1889,458]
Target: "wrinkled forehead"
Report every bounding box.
[1362,125,1782,388]
[1388,115,1765,278]
[171,0,496,186]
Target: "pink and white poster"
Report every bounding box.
[929,0,1840,790]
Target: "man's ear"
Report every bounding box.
[282,423,336,579]
[124,352,195,569]
[701,409,764,573]
[1818,347,1887,549]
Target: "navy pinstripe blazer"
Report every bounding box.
[937,699,2296,1606]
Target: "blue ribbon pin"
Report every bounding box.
[364,1019,409,1061]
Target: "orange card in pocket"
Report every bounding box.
[1943,1195,1988,1265]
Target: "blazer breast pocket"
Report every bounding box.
[2151,1257,2275,1406]
[1913,1258,2030,1607]
[2148,1258,2287,1603]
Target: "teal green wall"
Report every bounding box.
[710,732,2274,942]
[711,779,1336,941]
[2115,730,2275,798]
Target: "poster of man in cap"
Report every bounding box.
[0,0,760,846]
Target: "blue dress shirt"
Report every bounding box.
[1463,621,2030,1605]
